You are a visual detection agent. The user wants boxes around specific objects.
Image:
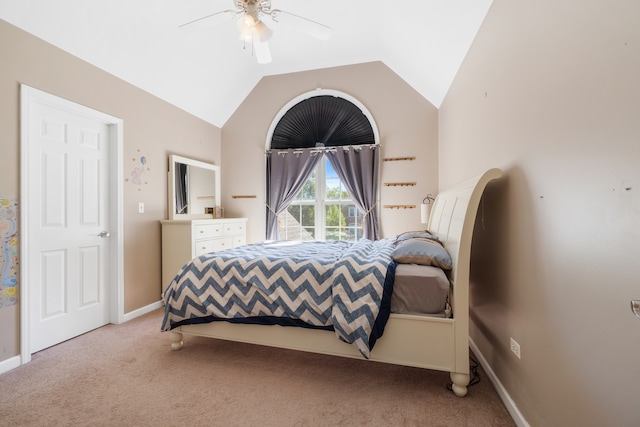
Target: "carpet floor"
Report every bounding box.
[0,309,515,426]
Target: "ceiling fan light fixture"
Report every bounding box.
[181,0,329,65]
[237,14,256,40]
[254,20,273,42]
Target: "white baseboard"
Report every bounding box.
[0,355,21,375]
[469,338,530,427]
[122,300,163,323]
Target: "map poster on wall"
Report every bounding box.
[0,196,19,309]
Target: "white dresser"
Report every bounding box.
[160,218,248,294]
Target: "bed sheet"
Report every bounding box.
[391,264,450,317]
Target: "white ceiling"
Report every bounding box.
[0,0,493,128]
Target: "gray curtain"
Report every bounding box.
[326,145,380,240]
[266,149,322,240]
[175,163,188,214]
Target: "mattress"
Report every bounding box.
[390,264,450,317]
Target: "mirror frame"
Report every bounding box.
[168,154,221,220]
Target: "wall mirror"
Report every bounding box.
[168,154,221,220]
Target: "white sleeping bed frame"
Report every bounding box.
[169,168,502,397]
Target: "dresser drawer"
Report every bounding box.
[194,239,216,256]
[211,237,232,252]
[224,222,245,236]
[194,237,234,256]
[194,224,223,240]
[232,235,246,247]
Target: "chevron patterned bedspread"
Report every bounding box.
[161,238,396,358]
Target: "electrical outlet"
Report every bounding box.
[138,202,144,214]
[510,337,521,359]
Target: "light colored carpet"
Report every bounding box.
[0,309,514,426]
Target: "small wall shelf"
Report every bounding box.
[232,195,257,199]
[383,156,416,162]
[384,182,416,187]
[383,205,416,209]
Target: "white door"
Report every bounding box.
[22,88,114,353]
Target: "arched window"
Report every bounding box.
[265,90,380,242]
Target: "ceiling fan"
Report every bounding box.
[179,0,331,64]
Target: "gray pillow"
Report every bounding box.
[391,237,452,270]
[395,230,438,243]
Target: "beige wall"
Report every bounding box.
[222,62,439,242]
[440,0,640,425]
[6,2,637,423]
[0,19,221,361]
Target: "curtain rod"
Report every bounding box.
[266,144,379,155]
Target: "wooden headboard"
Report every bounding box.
[427,168,502,286]
[427,168,502,370]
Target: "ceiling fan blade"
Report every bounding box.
[253,38,272,64]
[270,9,331,41]
[178,10,237,31]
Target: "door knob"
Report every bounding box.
[98,231,111,238]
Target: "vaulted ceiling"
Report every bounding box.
[0,0,493,128]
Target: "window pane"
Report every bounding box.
[338,184,350,201]
[325,159,340,201]
[325,204,342,227]
[287,204,301,221]
[299,171,316,201]
[301,205,315,226]
[304,227,316,239]
[325,227,340,241]
[344,204,358,228]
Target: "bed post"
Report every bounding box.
[170,330,184,350]
[450,372,471,397]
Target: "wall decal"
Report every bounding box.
[125,149,150,191]
[0,197,19,309]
